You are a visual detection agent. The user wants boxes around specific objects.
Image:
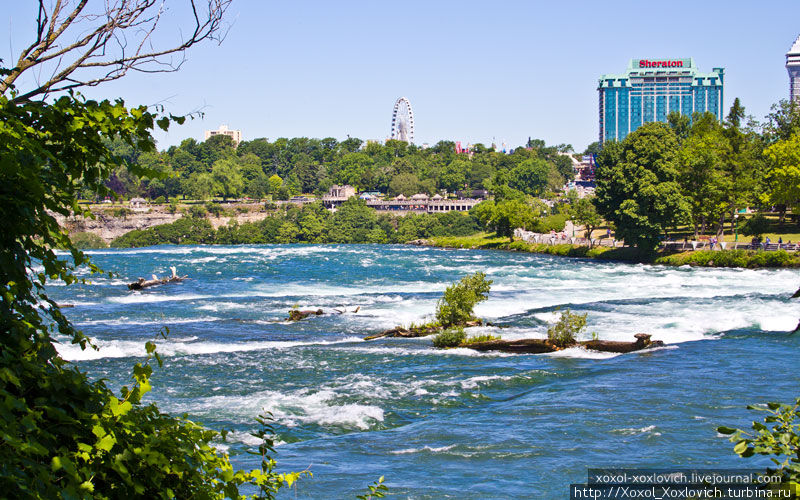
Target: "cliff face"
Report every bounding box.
[56,205,272,243]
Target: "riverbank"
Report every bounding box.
[427,233,800,269]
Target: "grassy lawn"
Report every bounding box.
[575,214,800,244]
[430,232,800,268]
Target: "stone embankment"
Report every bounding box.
[55,204,271,243]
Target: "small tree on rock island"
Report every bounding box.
[435,272,493,327]
[594,123,690,252]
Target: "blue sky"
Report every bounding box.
[4,1,800,151]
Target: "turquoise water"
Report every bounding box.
[49,245,800,498]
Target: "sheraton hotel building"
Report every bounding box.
[598,58,724,143]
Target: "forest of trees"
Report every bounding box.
[103,134,576,202]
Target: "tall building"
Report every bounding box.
[787,35,800,103]
[598,58,724,143]
[204,124,242,146]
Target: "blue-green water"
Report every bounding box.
[49,245,800,498]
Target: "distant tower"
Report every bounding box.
[390,97,414,143]
[787,35,800,103]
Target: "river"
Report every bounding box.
[49,244,800,498]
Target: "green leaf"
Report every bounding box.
[717,426,738,435]
[96,433,116,452]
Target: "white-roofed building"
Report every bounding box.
[787,35,800,102]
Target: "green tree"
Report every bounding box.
[571,196,604,241]
[583,141,603,156]
[677,118,731,238]
[435,272,493,327]
[509,158,551,197]
[763,132,800,221]
[334,152,375,190]
[439,159,469,192]
[595,123,689,251]
[185,172,219,200]
[764,99,800,143]
[389,172,424,196]
[211,158,244,201]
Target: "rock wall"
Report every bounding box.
[56,206,273,243]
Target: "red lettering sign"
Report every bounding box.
[638,59,684,68]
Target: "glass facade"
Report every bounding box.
[598,58,724,143]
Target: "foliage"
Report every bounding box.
[595,122,689,252]
[570,196,603,240]
[249,412,310,499]
[112,207,133,218]
[463,333,501,344]
[112,202,482,247]
[533,213,569,234]
[188,204,208,218]
[435,272,493,327]
[717,398,800,488]
[763,133,800,217]
[0,87,310,497]
[69,232,108,249]
[741,214,770,237]
[547,309,587,347]
[356,476,389,500]
[205,201,226,217]
[471,199,542,240]
[432,327,467,348]
[112,217,215,247]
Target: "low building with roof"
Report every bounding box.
[366,193,479,214]
[321,184,357,209]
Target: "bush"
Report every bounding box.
[167,200,179,214]
[432,327,466,348]
[205,201,224,217]
[69,231,107,249]
[153,195,166,204]
[741,213,770,237]
[435,272,493,327]
[463,333,500,344]
[111,207,132,218]
[187,204,206,218]
[547,309,587,347]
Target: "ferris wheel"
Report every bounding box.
[390,97,414,144]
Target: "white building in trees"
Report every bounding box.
[204,125,242,145]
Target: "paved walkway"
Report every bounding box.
[513,228,798,252]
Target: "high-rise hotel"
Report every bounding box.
[598,58,724,143]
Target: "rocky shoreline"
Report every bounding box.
[55,204,271,243]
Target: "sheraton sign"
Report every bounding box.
[638,59,684,68]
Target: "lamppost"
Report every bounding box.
[734,214,739,242]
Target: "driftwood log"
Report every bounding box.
[581,333,664,353]
[127,275,188,290]
[286,306,360,322]
[462,333,663,354]
[364,320,483,341]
